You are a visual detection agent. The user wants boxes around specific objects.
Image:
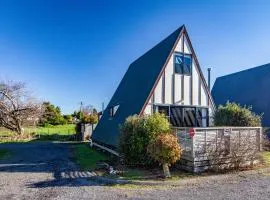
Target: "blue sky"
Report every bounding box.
[0,0,270,114]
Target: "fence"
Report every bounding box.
[80,123,97,141]
[175,127,262,172]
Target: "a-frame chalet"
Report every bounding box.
[92,25,215,148]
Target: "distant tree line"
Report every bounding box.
[39,102,99,127]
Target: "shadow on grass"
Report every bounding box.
[0,133,76,144]
[32,134,75,142]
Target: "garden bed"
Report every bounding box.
[71,144,270,182]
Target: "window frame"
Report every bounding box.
[109,104,120,118]
[153,104,209,127]
[174,52,192,76]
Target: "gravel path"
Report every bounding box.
[0,142,270,200]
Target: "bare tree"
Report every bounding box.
[0,80,43,135]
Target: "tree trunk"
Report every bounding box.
[162,163,171,178]
[16,122,24,135]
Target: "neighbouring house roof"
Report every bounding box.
[212,63,270,126]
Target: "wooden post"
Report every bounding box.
[204,129,207,153]
[257,127,262,151]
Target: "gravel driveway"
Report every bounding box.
[0,142,270,200]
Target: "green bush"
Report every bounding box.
[119,113,171,166]
[214,102,262,127]
[81,114,98,124]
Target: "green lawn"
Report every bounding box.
[0,124,76,142]
[34,124,76,141]
[263,151,270,166]
[72,144,109,170]
[0,149,10,160]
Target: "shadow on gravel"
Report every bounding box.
[28,170,131,188]
[0,142,129,188]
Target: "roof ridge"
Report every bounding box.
[217,63,270,80]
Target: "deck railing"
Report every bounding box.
[173,127,262,172]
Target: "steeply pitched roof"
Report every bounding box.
[92,25,185,148]
[212,63,270,126]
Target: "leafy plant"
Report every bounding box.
[214,102,262,127]
[39,102,66,126]
[119,113,171,166]
[81,114,98,124]
[147,133,182,177]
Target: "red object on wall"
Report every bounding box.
[189,128,195,137]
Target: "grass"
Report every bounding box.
[0,124,76,142]
[72,144,109,170]
[262,151,270,166]
[34,124,76,141]
[0,149,10,160]
[36,124,75,135]
[121,169,146,180]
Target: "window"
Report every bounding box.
[169,106,208,127]
[109,105,119,117]
[174,53,192,75]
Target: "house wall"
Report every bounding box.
[143,33,214,119]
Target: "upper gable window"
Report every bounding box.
[174,53,192,75]
[109,105,119,117]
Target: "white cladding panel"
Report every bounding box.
[184,37,192,54]
[184,76,191,105]
[154,76,162,104]
[201,83,208,106]
[144,104,152,115]
[164,56,174,104]
[143,96,152,115]
[192,61,199,105]
[174,35,183,52]
[174,74,182,104]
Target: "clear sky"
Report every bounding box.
[1,0,270,114]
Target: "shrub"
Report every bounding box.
[263,128,270,151]
[147,133,182,177]
[214,102,262,127]
[81,114,98,124]
[119,113,171,166]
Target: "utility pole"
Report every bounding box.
[207,67,212,90]
[79,101,83,120]
[102,102,105,113]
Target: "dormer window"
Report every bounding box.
[109,105,119,117]
[174,53,192,75]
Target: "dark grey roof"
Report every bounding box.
[92,25,185,148]
[212,63,270,126]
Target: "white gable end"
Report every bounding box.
[142,29,214,127]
